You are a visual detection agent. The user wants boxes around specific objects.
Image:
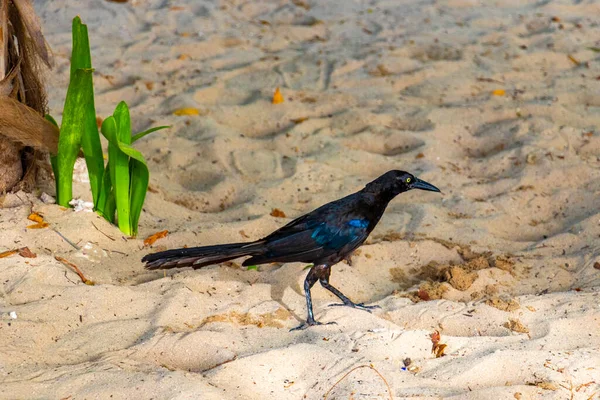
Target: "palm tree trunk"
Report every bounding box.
[0,0,56,193]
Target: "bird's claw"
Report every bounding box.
[290,320,337,331]
[328,302,381,312]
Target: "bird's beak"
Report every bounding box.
[411,178,441,193]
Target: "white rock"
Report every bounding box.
[69,198,94,212]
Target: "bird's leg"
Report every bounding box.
[320,268,380,312]
[291,265,336,331]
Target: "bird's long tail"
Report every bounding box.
[142,241,265,270]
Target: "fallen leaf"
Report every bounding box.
[567,54,580,65]
[270,208,286,218]
[144,230,169,247]
[27,212,44,223]
[593,262,600,270]
[27,222,49,229]
[492,89,505,96]
[178,54,190,61]
[415,152,425,159]
[430,330,447,357]
[433,343,447,358]
[272,87,284,104]
[145,81,154,90]
[0,249,18,259]
[18,247,37,258]
[291,117,308,124]
[173,107,200,116]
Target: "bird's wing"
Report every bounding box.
[242,199,372,265]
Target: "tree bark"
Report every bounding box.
[0,0,55,194]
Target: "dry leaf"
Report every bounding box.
[492,89,505,96]
[0,97,59,154]
[567,54,580,65]
[11,0,52,67]
[18,247,36,258]
[291,117,308,124]
[270,208,286,218]
[430,330,447,357]
[177,54,190,61]
[272,87,284,104]
[415,152,425,159]
[0,249,18,259]
[433,343,447,358]
[27,222,49,229]
[173,107,200,116]
[144,230,169,246]
[145,81,154,90]
[28,212,44,223]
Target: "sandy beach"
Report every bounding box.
[1,0,600,398]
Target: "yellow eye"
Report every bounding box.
[405,177,412,183]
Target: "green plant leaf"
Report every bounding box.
[128,157,148,237]
[70,17,92,77]
[132,125,170,143]
[45,114,58,127]
[588,47,600,53]
[55,68,94,206]
[96,162,116,223]
[102,115,131,235]
[71,17,103,208]
[101,102,151,237]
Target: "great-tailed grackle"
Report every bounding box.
[143,170,441,330]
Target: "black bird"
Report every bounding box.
[143,170,441,330]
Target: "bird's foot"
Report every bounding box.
[328,302,381,312]
[290,319,337,331]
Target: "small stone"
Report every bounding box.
[40,192,56,204]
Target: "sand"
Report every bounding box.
[1,0,600,398]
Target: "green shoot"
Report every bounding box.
[50,16,169,237]
[100,102,168,236]
[51,17,103,207]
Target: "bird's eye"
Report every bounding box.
[405,177,412,183]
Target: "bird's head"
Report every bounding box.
[364,170,441,198]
